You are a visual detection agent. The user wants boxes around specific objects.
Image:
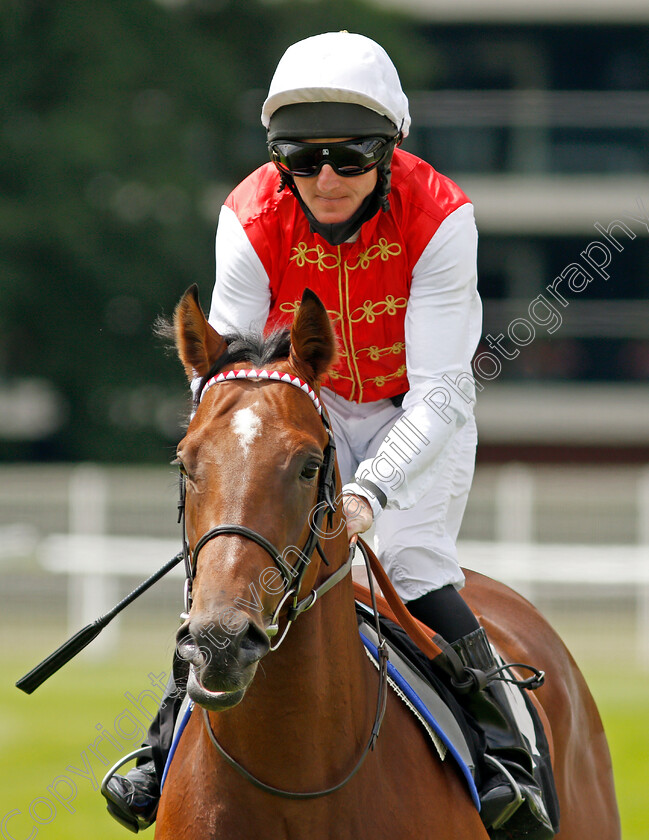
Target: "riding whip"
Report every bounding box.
[15,551,184,695]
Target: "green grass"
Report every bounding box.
[1,628,647,839]
[583,667,649,840]
[0,624,177,840]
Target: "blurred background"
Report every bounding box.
[1,1,647,838]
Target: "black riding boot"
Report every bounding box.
[103,755,160,834]
[407,588,556,839]
[102,667,184,832]
[451,627,556,838]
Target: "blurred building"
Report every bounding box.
[372,1,649,463]
[1,1,647,466]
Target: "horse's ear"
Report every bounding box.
[174,284,227,381]
[290,288,337,382]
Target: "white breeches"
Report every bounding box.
[321,388,477,602]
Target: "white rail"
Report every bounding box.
[4,462,647,664]
[37,533,649,665]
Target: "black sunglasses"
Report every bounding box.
[269,136,395,178]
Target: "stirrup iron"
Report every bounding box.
[483,754,525,829]
[100,746,154,798]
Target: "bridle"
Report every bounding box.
[178,368,348,648]
[177,367,389,798]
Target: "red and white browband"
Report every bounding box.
[200,369,323,415]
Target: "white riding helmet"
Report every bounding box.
[261,31,411,139]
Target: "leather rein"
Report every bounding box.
[177,368,389,799]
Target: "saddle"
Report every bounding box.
[353,542,556,819]
[356,602,482,805]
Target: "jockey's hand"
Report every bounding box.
[343,493,374,545]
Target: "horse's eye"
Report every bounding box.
[172,457,188,477]
[301,462,320,481]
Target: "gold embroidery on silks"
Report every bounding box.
[357,342,406,361]
[284,239,405,402]
[279,299,341,324]
[278,300,300,317]
[350,295,408,325]
[327,368,353,382]
[350,238,402,270]
[289,242,341,270]
[290,238,401,272]
[340,251,361,401]
[363,365,407,388]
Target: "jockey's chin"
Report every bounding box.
[293,165,377,225]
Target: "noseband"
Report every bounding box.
[178,368,348,648]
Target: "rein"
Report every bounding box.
[177,367,389,798]
[202,539,388,800]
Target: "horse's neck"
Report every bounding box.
[207,575,374,756]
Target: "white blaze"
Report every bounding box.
[231,407,261,454]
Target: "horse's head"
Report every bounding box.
[170,285,346,711]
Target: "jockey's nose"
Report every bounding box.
[316,163,342,189]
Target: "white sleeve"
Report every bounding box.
[354,202,482,511]
[208,204,271,335]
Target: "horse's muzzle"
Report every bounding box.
[176,610,270,708]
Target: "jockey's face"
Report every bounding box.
[292,138,379,225]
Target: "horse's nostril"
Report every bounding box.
[176,631,201,664]
[240,620,270,663]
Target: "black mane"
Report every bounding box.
[197,328,292,403]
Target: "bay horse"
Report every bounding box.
[155,285,620,839]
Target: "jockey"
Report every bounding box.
[103,31,555,838]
